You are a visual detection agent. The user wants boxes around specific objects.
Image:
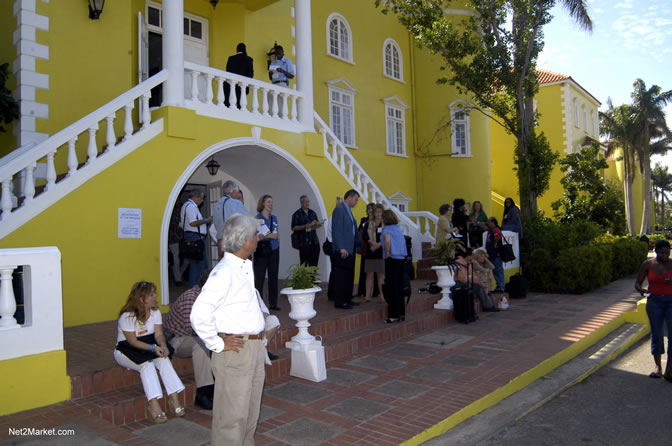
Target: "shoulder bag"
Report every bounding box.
[179,203,206,260]
[498,235,516,263]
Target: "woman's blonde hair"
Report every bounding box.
[257,194,272,212]
[118,281,157,322]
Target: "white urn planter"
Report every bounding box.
[432,265,456,310]
[281,286,322,349]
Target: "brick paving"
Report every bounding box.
[0,277,642,445]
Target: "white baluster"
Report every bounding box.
[338,148,346,171]
[66,136,78,177]
[281,93,289,120]
[270,90,279,118]
[320,128,328,154]
[86,124,98,164]
[355,170,362,190]
[45,151,57,191]
[348,160,355,182]
[251,85,260,114]
[191,70,199,101]
[206,74,214,105]
[424,218,431,237]
[105,114,116,151]
[0,265,19,328]
[239,82,248,112]
[290,94,298,123]
[1,178,13,218]
[142,92,151,128]
[361,180,369,202]
[123,102,134,142]
[22,164,35,203]
[216,77,225,107]
[329,140,338,162]
[261,88,270,116]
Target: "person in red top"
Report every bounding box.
[485,217,505,293]
[635,240,672,381]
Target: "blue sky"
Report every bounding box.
[538,0,672,169]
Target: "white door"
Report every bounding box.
[207,180,222,266]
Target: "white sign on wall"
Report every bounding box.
[118,208,142,239]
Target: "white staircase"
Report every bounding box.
[0,71,169,239]
[314,112,423,261]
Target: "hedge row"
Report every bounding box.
[526,236,648,294]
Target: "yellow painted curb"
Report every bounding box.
[403,304,648,446]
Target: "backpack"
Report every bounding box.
[505,273,528,299]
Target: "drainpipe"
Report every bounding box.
[162,0,185,107]
[295,0,314,130]
[409,33,420,210]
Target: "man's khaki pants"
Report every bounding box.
[168,335,214,388]
[211,338,266,446]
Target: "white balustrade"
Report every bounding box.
[183,62,305,130]
[405,211,439,245]
[0,265,18,328]
[314,111,423,261]
[0,70,167,235]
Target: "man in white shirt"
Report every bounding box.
[181,190,212,288]
[190,214,265,446]
[213,180,248,258]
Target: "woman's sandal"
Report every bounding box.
[167,395,186,417]
[649,371,662,379]
[146,402,167,424]
[385,318,401,323]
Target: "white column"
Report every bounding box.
[0,265,19,328]
[295,0,314,129]
[162,0,185,107]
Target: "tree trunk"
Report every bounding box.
[640,161,653,235]
[516,98,538,218]
[624,177,635,235]
[662,194,666,230]
[652,187,658,228]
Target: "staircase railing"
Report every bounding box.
[184,62,305,132]
[0,70,168,238]
[314,112,422,261]
[405,211,439,246]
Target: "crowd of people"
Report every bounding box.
[117,186,526,444]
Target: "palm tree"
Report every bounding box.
[652,163,672,229]
[630,79,672,235]
[600,101,639,235]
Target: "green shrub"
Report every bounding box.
[555,244,612,294]
[526,248,553,291]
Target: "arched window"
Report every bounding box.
[383,38,403,81]
[582,104,587,130]
[327,14,352,62]
[450,101,471,157]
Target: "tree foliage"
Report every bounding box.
[375,0,592,216]
[0,63,19,133]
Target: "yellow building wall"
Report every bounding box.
[0,0,17,154]
[0,350,70,416]
[0,108,356,327]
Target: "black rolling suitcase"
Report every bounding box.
[505,273,528,299]
[450,264,477,323]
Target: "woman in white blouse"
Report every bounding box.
[114,281,185,423]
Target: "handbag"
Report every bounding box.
[291,231,302,250]
[497,295,510,310]
[179,203,206,260]
[322,239,333,256]
[115,333,175,365]
[498,235,516,263]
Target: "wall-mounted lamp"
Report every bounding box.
[88,0,105,20]
[209,0,219,8]
[206,157,220,176]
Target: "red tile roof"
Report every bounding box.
[536,69,571,85]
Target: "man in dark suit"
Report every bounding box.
[330,189,362,309]
[225,42,254,109]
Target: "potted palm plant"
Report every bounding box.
[281,263,322,348]
[428,238,465,310]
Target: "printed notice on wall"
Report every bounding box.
[118,208,142,239]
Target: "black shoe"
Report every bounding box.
[269,306,281,311]
[335,303,353,309]
[483,307,500,312]
[194,388,213,410]
[204,384,214,400]
[347,300,360,306]
[267,352,279,361]
[492,288,505,293]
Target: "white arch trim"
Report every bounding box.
[326,12,354,63]
[159,136,328,305]
[382,38,404,82]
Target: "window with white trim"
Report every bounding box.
[383,39,403,81]
[329,87,356,147]
[385,104,406,156]
[327,14,352,62]
[582,105,587,130]
[573,99,579,127]
[450,103,471,157]
[591,110,596,135]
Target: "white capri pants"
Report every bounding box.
[114,350,185,401]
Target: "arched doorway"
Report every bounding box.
[159,136,329,305]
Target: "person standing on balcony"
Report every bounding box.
[268,45,294,88]
[181,190,212,288]
[331,189,362,309]
[190,214,267,446]
[291,195,321,267]
[163,270,214,411]
[224,42,254,109]
[214,180,248,259]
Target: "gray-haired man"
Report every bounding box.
[213,180,248,258]
[191,213,267,445]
